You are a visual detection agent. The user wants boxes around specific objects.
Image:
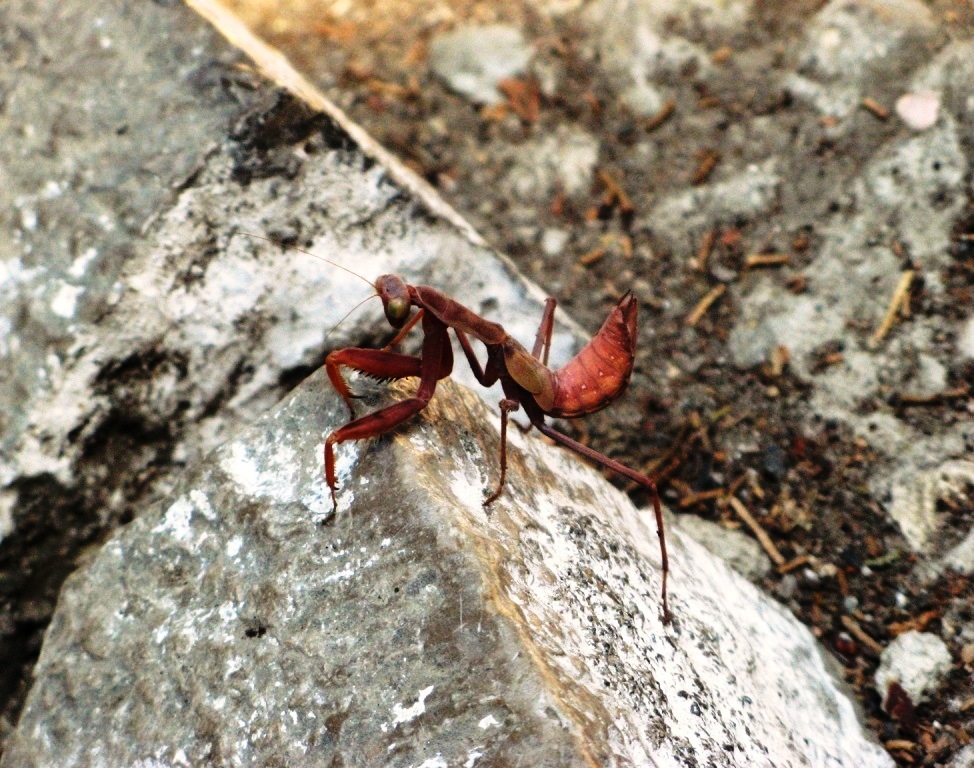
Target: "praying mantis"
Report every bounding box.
[244,233,670,622]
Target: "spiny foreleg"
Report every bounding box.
[326,349,422,418]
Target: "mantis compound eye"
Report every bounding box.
[376,275,412,328]
[384,297,410,327]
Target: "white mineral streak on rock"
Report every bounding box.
[391,685,435,726]
[221,440,298,503]
[153,496,195,544]
[50,282,84,318]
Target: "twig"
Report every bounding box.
[840,615,885,655]
[679,471,747,508]
[597,170,635,214]
[644,98,676,132]
[727,496,786,566]
[692,149,721,185]
[694,228,716,272]
[744,252,790,270]
[883,739,917,752]
[678,487,725,507]
[891,386,969,407]
[869,270,914,347]
[578,246,607,267]
[685,284,726,326]
[861,97,890,120]
[777,554,811,574]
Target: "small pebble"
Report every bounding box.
[875,630,952,705]
[540,228,570,257]
[429,25,532,104]
[777,574,798,600]
[894,90,940,131]
[761,444,787,479]
[834,632,857,658]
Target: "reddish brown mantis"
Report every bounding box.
[243,233,670,623]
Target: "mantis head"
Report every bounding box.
[375,274,412,328]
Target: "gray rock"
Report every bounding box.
[504,126,601,200]
[0,0,580,745]
[642,160,782,256]
[950,744,974,768]
[785,0,936,120]
[888,460,974,552]
[887,460,974,586]
[3,378,892,767]
[874,630,952,706]
[672,513,771,580]
[540,227,571,257]
[726,25,973,528]
[581,0,750,116]
[910,39,974,148]
[428,25,533,104]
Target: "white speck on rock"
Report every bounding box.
[19,207,37,231]
[391,685,434,726]
[464,748,484,767]
[541,227,570,257]
[958,315,974,360]
[153,496,194,543]
[226,535,243,557]
[189,489,215,520]
[875,630,952,705]
[69,247,99,278]
[415,755,448,768]
[218,601,237,624]
[477,714,499,729]
[225,655,243,678]
[51,282,84,318]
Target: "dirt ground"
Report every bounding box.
[229,0,972,764]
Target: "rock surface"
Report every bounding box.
[0,0,578,743]
[4,0,972,762]
[3,378,892,767]
[211,0,974,761]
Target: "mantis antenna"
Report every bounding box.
[235,230,375,289]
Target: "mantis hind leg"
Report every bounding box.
[533,417,670,624]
